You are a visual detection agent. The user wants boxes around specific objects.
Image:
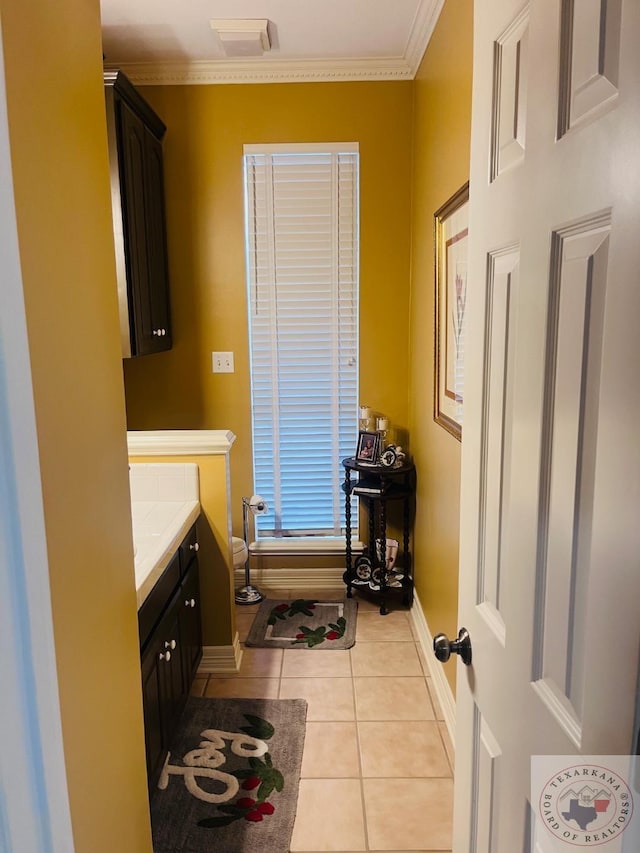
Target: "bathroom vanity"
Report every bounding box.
[130,463,202,789]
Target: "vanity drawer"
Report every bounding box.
[138,550,180,649]
[179,523,199,575]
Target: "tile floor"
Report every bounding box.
[191,591,455,852]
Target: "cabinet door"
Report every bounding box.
[140,593,183,789]
[140,630,164,790]
[116,97,171,356]
[118,99,152,356]
[142,127,172,353]
[159,593,184,738]
[179,560,202,694]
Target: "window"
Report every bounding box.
[243,143,359,540]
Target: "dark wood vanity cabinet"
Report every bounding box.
[139,525,202,791]
[141,583,183,784]
[104,70,172,358]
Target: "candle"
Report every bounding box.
[359,405,371,419]
[376,417,388,431]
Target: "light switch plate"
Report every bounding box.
[212,351,234,373]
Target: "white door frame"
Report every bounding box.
[0,18,74,853]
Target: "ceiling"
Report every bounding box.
[100,0,444,85]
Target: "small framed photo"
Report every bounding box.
[356,431,379,463]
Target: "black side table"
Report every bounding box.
[342,457,415,615]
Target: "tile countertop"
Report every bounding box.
[130,463,200,608]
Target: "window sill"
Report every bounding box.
[249,538,364,557]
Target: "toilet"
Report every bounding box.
[232,536,248,570]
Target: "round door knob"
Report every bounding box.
[190,542,200,552]
[165,639,176,650]
[185,598,196,608]
[159,650,171,662]
[433,628,472,666]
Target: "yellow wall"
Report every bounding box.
[129,454,234,645]
[123,82,414,537]
[408,0,474,693]
[0,1,152,849]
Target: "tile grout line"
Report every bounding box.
[351,632,372,851]
[436,722,454,777]
[417,640,439,719]
[415,638,454,774]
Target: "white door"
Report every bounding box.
[451,1,640,850]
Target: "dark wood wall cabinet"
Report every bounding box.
[138,523,202,791]
[104,70,172,358]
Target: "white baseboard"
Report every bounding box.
[198,632,243,674]
[234,565,345,593]
[409,590,456,749]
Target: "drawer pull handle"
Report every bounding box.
[189,542,200,552]
[159,650,171,662]
[185,598,196,608]
[165,639,176,650]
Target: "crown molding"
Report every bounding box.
[405,0,446,75]
[108,56,415,86]
[104,0,445,86]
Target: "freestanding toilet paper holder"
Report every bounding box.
[234,495,268,605]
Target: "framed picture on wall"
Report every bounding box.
[434,181,469,441]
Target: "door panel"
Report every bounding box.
[477,247,520,645]
[143,126,172,352]
[454,0,640,850]
[491,6,529,180]
[179,560,202,693]
[534,213,611,736]
[472,709,503,853]
[558,0,622,134]
[118,99,149,355]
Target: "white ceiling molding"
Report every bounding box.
[109,56,416,86]
[107,0,443,86]
[404,0,445,75]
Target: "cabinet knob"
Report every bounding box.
[185,598,196,608]
[152,328,166,336]
[165,639,176,650]
[190,542,200,552]
[159,650,171,662]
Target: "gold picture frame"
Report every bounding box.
[434,181,469,441]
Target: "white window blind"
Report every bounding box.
[243,143,359,539]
